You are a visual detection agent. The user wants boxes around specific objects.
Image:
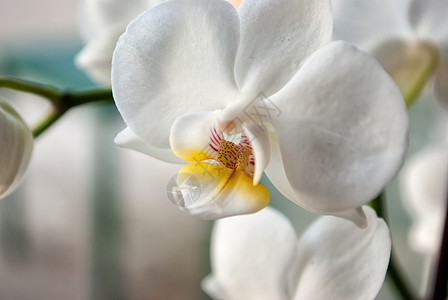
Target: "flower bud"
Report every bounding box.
[0,100,33,199]
[371,39,439,107]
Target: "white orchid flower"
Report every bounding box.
[111,0,408,223]
[400,146,447,256]
[0,100,33,199]
[400,146,447,294]
[202,206,391,300]
[332,0,448,107]
[76,0,165,84]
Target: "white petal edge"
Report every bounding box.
[400,146,448,216]
[169,111,221,162]
[409,216,444,255]
[369,36,413,76]
[76,0,161,84]
[433,46,448,110]
[234,0,332,96]
[266,41,408,215]
[242,123,270,185]
[409,0,448,44]
[400,146,448,255]
[77,0,152,41]
[76,26,123,85]
[332,0,413,50]
[0,101,33,199]
[292,206,391,300]
[115,127,184,163]
[202,206,297,300]
[112,0,240,149]
[331,206,367,228]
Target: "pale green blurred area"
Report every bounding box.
[0,1,444,299]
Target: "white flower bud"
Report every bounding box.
[0,100,33,199]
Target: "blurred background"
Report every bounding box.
[0,0,443,299]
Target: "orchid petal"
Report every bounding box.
[369,37,410,76]
[172,162,269,219]
[242,123,270,185]
[202,206,296,299]
[292,206,391,300]
[78,0,150,40]
[409,217,444,255]
[266,41,408,215]
[265,130,300,202]
[77,0,159,83]
[202,276,231,300]
[409,0,448,44]
[400,147,447,255]
[332,0,413,49]
[0,101,33,199]
[331,207,367,228]
[115,127,184,163]
[169,111,221,162]
[112,0,240,149]
[370,38,440,106]
[266,134,366,229]
[434,49,448,109]
[234,0,332,96]
[76,26,122,84]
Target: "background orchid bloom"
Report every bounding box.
[400,146,447,294]
[76,0,241,84]
[0,100,33,199]
[76,0,165,84]
[400,146,447,256]
[112,0,408,222]
[202,206,391,300]
[332,0,448,107]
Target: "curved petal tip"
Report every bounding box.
[0,101,33,199]
[115,127,184,163]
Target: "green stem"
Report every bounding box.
[31,108,62,138]
[0,76,114,137]
[402,54,438,108]
[387,40,439,109]
[371,193,416,300]
[0,76,59,102]
[67,89,114,106]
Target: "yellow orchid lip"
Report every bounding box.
[168,121,269,218]
[170,162,269,219]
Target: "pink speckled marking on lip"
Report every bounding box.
[209,126,223,152]
[208,126,255,174]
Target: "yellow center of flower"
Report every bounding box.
[169,120,269,216]
[217,139,253,173]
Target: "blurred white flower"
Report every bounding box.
[0,100,33,199]
[75,0,165,84]
[332,0,448,107]
[112,0,408,223]
[400,146,447,256]
[75,0,242,84]
[203,206,391,300]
